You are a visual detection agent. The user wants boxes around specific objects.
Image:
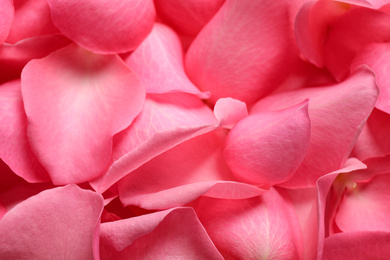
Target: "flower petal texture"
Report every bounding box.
[0,0,13,44]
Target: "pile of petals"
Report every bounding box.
[1,0,390,259]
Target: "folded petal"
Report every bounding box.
[21,43,145,184]
[224,100,311,186]
[213,97,248,129]
[0,185,103,260]
[195,188,303,260]
[100,207,223,259]
[0,0,13,44]
[251,66,379,188]
[47,0,155,54]
[0,80,49,182]
[125,23,209,98]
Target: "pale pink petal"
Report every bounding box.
[0,0,13,44]
[90,93,219,193]
[352,108,390,160]
[47,0,155,54]
[316,158,367,260]
[339,0,390,8]
[21,43,145,184]
[154,0,224,37]
[185,0,301,106]
[252,66,379,188]
[323,231,390,260]
[125,23,209,98]
[351,43,390,113]
[100,207,224,259]
[213,97,248,129]
[0,80,49,182]
[0,185,103,259]
[195,188,303,259]
[118,130,265,210]
[224,101,311,186]
[0,34,71,84]
[5,0,59,44]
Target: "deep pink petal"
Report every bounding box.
[0,80,49,182]
[125,23,209,98]
[224,100,311,186]
[47,0,155,54]
[5,0,59,44]
[251,66,379,188]
[351,43,390,113]
[21,43,145,184]
[195,188,303,259]
[0,185,103,259]
[185,0,301,106]
[323,231,390,260]
[0,34,71,84]
[90,93,219,193]
[154,0,224,37]
[118,130,265,210]
[100,207,223,259]
[0,0,13,44]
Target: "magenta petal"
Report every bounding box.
[21,43,145,184]
[0,185,103,259]
[47,0,155,54]
[125,23,209,98]
[323,231,390,260]
[195,188,303,259]
[225,101,311,186]
[0,80,49,182]
[0,0,13,44]
[100,207,223,259]
[252,66,379,188]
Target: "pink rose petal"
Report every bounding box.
[47,0,156,54]
[0,0,13,44]
[251,66,379,188]
[195,188,303,259]
[0,80,49,182]
[213,97,248,129]
[100,207,224,259]
[125,23,209,98]
[21,43,145,184]
[0,185,103,259]
[224,100,311,186]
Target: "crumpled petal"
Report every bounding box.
[0,0,13,44]
[125,23,209,98]
[100,207,224,259]
[224,100,311,186]
[21,43,145,184]
[195,188,303,260]
[0,185,103,260]
[47,0,156,54]
[251,66,379,188]
[0,80,49,182]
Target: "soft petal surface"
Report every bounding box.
[0,185,103,259]
[21,43,145,184]
[0,0,13,44]
[213,97,248,129]
[125,23,209,98]
[100,207,223,259]
[251,66,379,188]
[0,80,49,182]
[195,188,303,259]
[224,101,311,186]
[0,34,71,84]
[154,0,224,37]
[322,231,390,260]
[118,130,265,210]
[47,0,155,54]
[185,0,301,106]
[5,0,59,44]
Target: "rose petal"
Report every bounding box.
[21,43,145,184]
[47,0,156,54]
[224,100,311,186]
[213,97,248,129]
[0,80,49,182]
[0,0,13,44]
[195,188,303,259]
[0,185,103,259]
[251,66,379,188]
[125,23,209,98]
[100,207,223,259]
